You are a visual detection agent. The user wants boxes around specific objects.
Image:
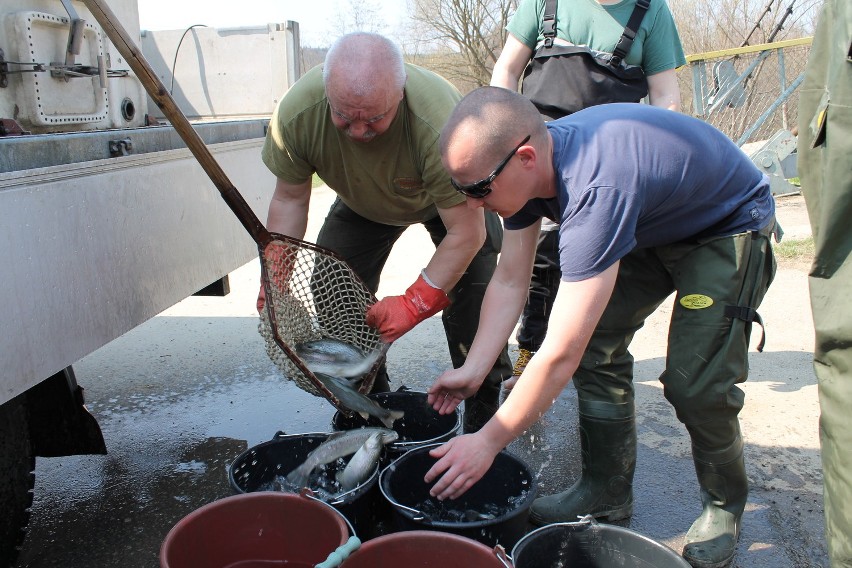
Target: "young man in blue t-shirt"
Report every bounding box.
[423,87,779,568]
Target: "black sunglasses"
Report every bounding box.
[451,135,531,198]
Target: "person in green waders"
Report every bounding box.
[797,1,852,566]
[424,87,779,568]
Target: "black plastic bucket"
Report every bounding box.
[379,443,536,549]
[228,432,380,537]
[510,517,691,568]
[332,389,461,464]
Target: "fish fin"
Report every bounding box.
[358,411,371,421]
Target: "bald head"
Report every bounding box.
[440,87,547,164]
[323,32,406,100]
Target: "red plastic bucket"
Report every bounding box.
[160,492,350,568]
[340,530,506,567]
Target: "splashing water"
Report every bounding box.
[254,459,362,502]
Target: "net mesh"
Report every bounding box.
[257,237,383,397]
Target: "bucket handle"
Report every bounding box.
[298,488,362,568]
[391,500,427,522]
[377,445,445,522]
[328,466,378,505]
[494,544,514,568]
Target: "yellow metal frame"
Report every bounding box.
[686,37,813,63]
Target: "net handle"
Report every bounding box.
[81,0,271,246]
[81,0,353,407]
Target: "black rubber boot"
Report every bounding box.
[529,400,636,525]
[682,434,748,568]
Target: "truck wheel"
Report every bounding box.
[0,396,34,568]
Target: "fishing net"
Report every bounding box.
[257,238,384,398]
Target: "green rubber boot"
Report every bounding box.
[682,435,748,568]
[529,400,636,525]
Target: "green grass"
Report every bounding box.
[774,236,815,261]
[311,173,324,188]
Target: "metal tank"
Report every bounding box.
[0,1,300,564]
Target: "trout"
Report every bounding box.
[286,428,398,489]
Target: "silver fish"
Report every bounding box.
[336,431,386,491]
[295,339,386,378]
[315,372,404,429]
[286,427,398,489]
[464,509,497,522]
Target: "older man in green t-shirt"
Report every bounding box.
[258,32,511,432]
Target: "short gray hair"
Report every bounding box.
[441,87,546,163]
[322,32,406,96]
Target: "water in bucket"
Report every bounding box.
[510,517,691,568]
[379,443,537,549]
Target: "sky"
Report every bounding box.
[136,0,411,47]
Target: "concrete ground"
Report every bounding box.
[14,190,827,567]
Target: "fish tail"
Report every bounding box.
[380,410,405,429]
[286,465,312,489]
[335,470,347,488]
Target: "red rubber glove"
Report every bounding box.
[366,274,450,342]
[257,241,296,313]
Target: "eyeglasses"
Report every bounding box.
[450,135,531,198]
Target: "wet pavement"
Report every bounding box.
[14,192,828,567]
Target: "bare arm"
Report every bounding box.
[364,202,487,341]
[483,261,619,448]
[266,177,312,238]
[423,203,487,291]
[425,260,621,500]
[256,177,311,311]
[428,224,539,407]
[490,34,534,91]
[647,68,682,112]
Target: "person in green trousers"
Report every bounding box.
[797,1,852,566]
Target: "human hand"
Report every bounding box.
[424,434,500,500]
[256,285,267,313]
[257,241,297,313]
[426,367,484,415]
[366,274,449,342]
[501,375,520,393]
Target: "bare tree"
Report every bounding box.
[669,0,823,54]
[405,0,518,90]
[331,0,390,36]
[400,0,821,93]
[300,0,392,73]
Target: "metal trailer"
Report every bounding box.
[0,1,300,564]
[680,37,813,196]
